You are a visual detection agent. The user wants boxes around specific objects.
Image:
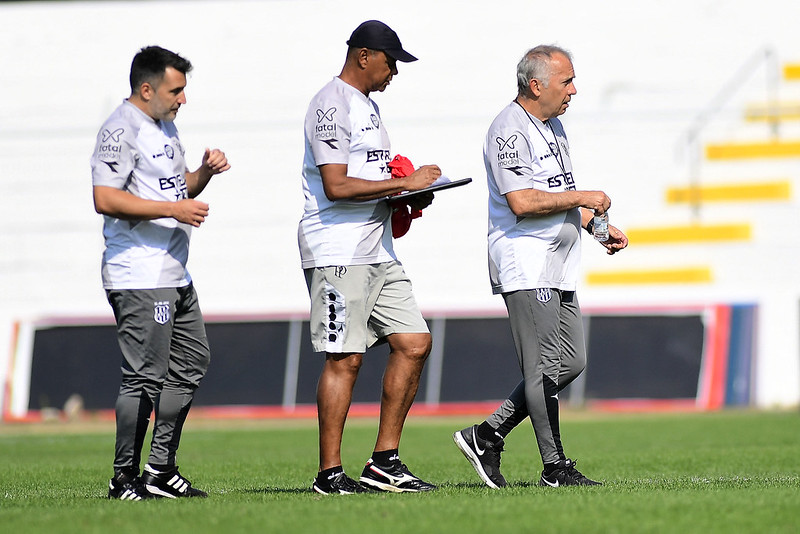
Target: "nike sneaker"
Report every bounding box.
[539,458,602,487]
[359,458,437,492]
[453,425,507,488]
[141,464,208,498]
[107,473,153,501]
[312,470,370,495]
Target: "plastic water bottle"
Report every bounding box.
[593,212,609,242]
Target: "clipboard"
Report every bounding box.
[388,177,472,201]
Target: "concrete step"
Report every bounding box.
[706,140,800,159]
[745,102,800,122]
[626,223,751,244]
[665,180,791,203]
[586,266,712,285]
[784,63,800,81]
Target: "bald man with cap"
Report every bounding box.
[299,20,441,495]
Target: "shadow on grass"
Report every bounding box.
[239,486,314,495]
[239,486,471,494]
[438,482,500,490]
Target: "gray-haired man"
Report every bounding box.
[454,45,627,488]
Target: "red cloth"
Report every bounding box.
[388,154,423,238]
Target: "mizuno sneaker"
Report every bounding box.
[453,425,507,488]
[312,470,370,495]
[359,458,437,493]
[539,458,602,487]
[141,464,208,498]
[107,473,153,501]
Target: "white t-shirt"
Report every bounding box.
[298,77,396,269]
[90,100,192,290]
[485,101,582,294]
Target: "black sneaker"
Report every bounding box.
[539,458,602,487]
[453,425,507,488]
[359,458,437,493]
[312,471,369,495]
[107,473,153,501]
[141,464,208,498]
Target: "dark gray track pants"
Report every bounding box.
[486,289,586,464]
[106,284,210,474]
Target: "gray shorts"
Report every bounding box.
[304,261,429,354]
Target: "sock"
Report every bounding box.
[477,422,503,444]
[114,466,139,481]
[543,460,564,475]
[147,463,173,474]
[318,466,343,479]
[371,448,399,466]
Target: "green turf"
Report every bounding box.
[1,411,798,533]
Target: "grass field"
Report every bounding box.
[1,410,799,533]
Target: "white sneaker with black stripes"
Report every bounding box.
[107,473,153,501]
[142,464,208,498]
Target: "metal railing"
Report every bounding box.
[679,47,780,220]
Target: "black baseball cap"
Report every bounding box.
[346,20,418,63]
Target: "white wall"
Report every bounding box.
[2,0,800,409]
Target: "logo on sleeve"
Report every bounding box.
[102,161,119,173]
[496,134,521,170]
[496,135,517,151]
[314,107,338,146]
[99,128,124,157]
[102,128,124,142]
[321,139,339,149]
[316,107,336,122]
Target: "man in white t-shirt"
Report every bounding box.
[91,46,230,500]
[299,20,441,495]
[453,45,628,489]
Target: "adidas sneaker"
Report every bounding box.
[141,464,208,498]
[107,473,153,501]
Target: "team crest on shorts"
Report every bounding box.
[536,288,552,303]
[153,301,171,325]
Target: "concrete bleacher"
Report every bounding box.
[582,52,800,410]
[2,0,800,412]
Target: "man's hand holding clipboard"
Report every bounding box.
[385,153,472,237]
[389,177,473,201]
